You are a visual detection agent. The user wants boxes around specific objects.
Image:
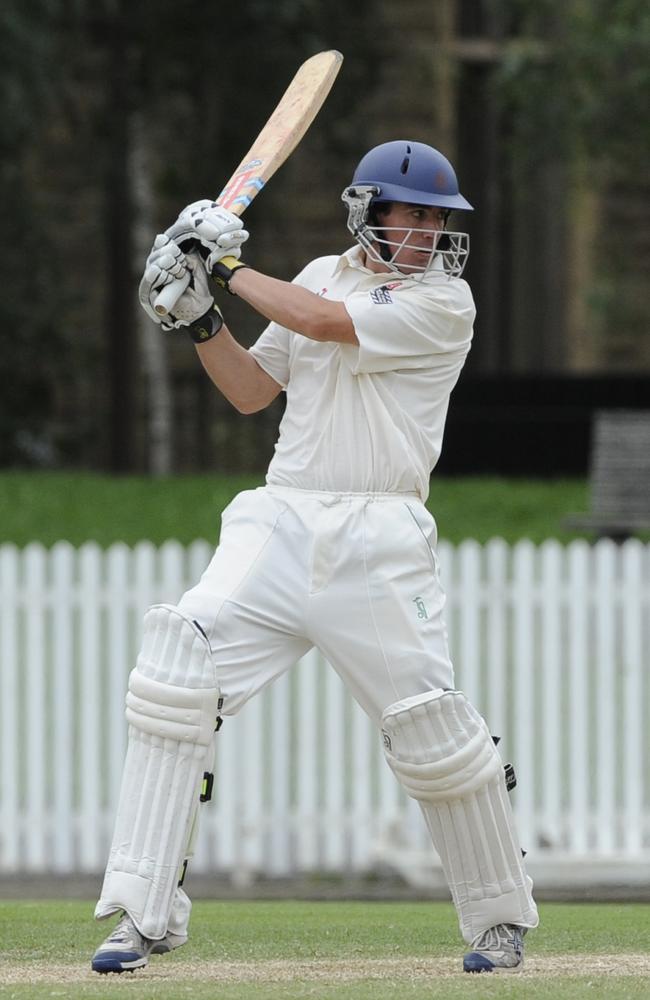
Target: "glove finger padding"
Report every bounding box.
[176,200,246,240]
[139,237,215,331]
[162,251,215,330]
[165,200,249,273]
[191,218,249,245]
[148,238,187,281]
[138,235,191,325]
[205,231,248,273]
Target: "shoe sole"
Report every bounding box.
[464,960,524,974]
[91,954,148,974]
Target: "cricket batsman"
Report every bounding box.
[91,140,539,974]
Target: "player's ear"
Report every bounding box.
[368,202,394,262]
[371,202,393,225]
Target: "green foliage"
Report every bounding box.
[496,0,650,178]
[0,4,72,465]
[493,0,650,371]
[0,1,57,152]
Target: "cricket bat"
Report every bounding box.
[153,49,344,316]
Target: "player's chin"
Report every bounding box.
[397,249,431,272]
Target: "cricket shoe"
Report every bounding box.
[91,912,187,974]
[463,923,525,973]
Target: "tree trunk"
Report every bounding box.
[104,8,136,472]
[131,112,173,475]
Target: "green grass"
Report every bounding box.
[0,900,648,999]
[0,472,597,546]
[0,472,259,548]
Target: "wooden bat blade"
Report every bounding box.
[153,50,343,316]
[217,49,344,216]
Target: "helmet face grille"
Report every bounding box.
[341,182,471,279]
[361,225,470,279]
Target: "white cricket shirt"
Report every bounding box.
[249,246,475,502]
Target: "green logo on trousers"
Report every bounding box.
[413,596,428,620]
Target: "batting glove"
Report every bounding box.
[139,237,221,334]
[166,199,250,272]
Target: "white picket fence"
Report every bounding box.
[1,539,649,888]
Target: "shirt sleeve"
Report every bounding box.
[249,322,291,388]
[341,277,476,375]
[247,258,338,388]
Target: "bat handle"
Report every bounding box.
[152,273,191,317]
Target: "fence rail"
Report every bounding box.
[1,539,649,884]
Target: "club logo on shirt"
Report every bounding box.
[370,286,393,305]
[370,281,402,305]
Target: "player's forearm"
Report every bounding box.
[230,268,357,345]
[195,324,281,414]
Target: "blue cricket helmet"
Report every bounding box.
[350,140,473,211]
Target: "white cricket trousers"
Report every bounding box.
[178,485,455,724]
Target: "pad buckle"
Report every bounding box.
[200,772,214,803]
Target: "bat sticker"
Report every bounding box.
[219,168,266,210]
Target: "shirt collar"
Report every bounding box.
[334,244,451,283]
[334,245,375,275]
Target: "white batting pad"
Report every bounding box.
[382,689,538,942]
[95,605,219,940]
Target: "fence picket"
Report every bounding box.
[484,539,508,744]
[594,541,617,852]
[78,543,103,869]
[236,690,264,882]
[620,541,644,853]
[567,541,590,852]
[323,661,346,870]
[51,542,75,871]
[24,544,47,868]
[159,540,186,604]
[349,698,373,871]
[296,648,319,870]
[512,541,536,849]
[0,545,19,868]
[106,544,130,815]
[456,541,482,706]
[539,541,563,847]
[268,669,292,875]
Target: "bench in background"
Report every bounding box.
[564,410,650,540]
